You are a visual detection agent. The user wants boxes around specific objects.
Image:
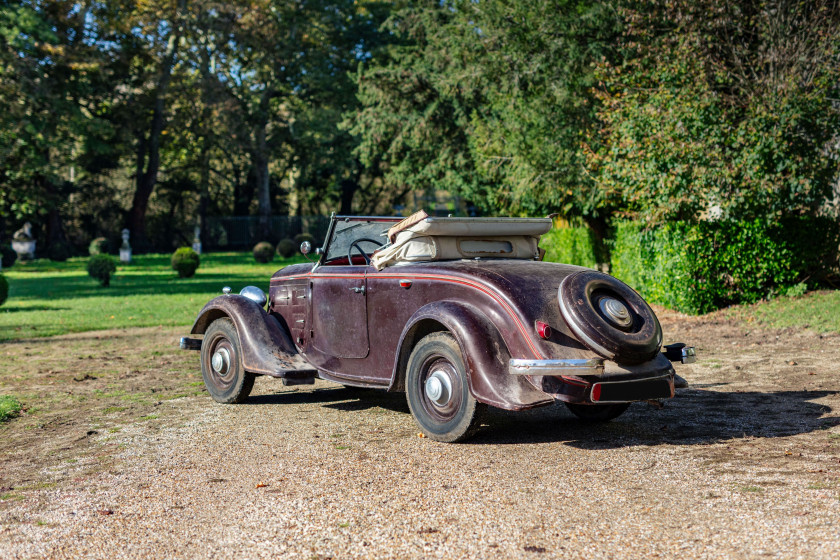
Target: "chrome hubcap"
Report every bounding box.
[211,348,231,374]
[599,297,632,329]
[425,369,453,406]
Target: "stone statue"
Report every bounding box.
[192,225,202,255]
[119,228,132,263]
[11,222,36,261]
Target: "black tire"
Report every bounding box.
[201,318,255,404]
[565,402,630,422]
[405,332,486,443]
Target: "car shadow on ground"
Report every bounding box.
[245,386,411,414]
[471,388,840,448]
[246,385,839,448]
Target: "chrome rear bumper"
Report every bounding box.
[508,343,696,376]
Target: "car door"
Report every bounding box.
[310,265,369,359]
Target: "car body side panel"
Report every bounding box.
[191,295,316,377]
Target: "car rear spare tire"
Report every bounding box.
[558,271,662,365]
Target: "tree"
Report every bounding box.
[586,0,840,223]
[348,0,621,220]
[0,0,113,251]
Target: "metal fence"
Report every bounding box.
[203,216,332,250]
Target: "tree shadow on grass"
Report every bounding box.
[6,272,283,301]
[0,305,69,313]
[468,388,839,448]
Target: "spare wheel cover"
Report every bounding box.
[558,271,662,364]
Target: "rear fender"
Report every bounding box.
[191,295,315,377]
[390,301,551,411]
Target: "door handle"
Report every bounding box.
[350,285,366,295]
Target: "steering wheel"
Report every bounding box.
[347,238,385,265]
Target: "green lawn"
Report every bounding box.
[2,253,839,341]
[728,290,840,333]
[0,253,307,341]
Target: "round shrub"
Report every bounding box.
[47,242,72,262]
[89,237,110,256]
[87,255,117,287]
[1,246,17,269]
[0,274,8,307]
[294,232,315,245]
[253,241,275,263]
[171,247,200,278]
[276,238,296,258]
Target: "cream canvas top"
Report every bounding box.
[370,214,552,270]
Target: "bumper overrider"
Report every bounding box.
[509,343,696,404]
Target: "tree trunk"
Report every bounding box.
[253,123,271,240]
[128,1,185,251]
[340,178,359,215]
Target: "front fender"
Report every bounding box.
[391,301,552,411]
[191,295,315,377]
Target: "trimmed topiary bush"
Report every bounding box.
[1,246,16,269]
[610,217,840,314]
[89,237,110,256]
[171,247,200,278]
[87,255,117,287]
[0,274,8,307]
[253,241,275,263]
[540,226,602,269]
[276,238,296,258]
[294,233,314,245]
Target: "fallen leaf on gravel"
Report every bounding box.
[256,483,268,488]
[97,509,114,515]
[417,433,426,438]
[785,451,793,455]
[788,361,798,366]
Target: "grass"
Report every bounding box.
[725,290,840,333]
[0,252,307,341]
[0,395,22,422]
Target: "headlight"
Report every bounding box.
[240,286,267,307]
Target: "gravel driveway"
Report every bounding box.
[1,313,839,559]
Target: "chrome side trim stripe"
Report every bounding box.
[509,358,605,376]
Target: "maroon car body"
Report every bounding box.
[183,214,695,442]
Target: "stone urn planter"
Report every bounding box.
[12,222,36,261]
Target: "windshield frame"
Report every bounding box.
[314,214,402,271]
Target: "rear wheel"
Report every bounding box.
[201,318,255,403]
[406,332,485,442]
[565,402,630,422]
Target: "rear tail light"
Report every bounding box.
[591,383,602,402]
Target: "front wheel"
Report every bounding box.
[405,332,486,442]
[201,317,255,403]
[564,402,630,422]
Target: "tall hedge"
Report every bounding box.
[611,218,840,314]
[540,227,601,269]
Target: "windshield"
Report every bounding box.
[323,218,396,263]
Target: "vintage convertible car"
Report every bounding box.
[181,212,695,442]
